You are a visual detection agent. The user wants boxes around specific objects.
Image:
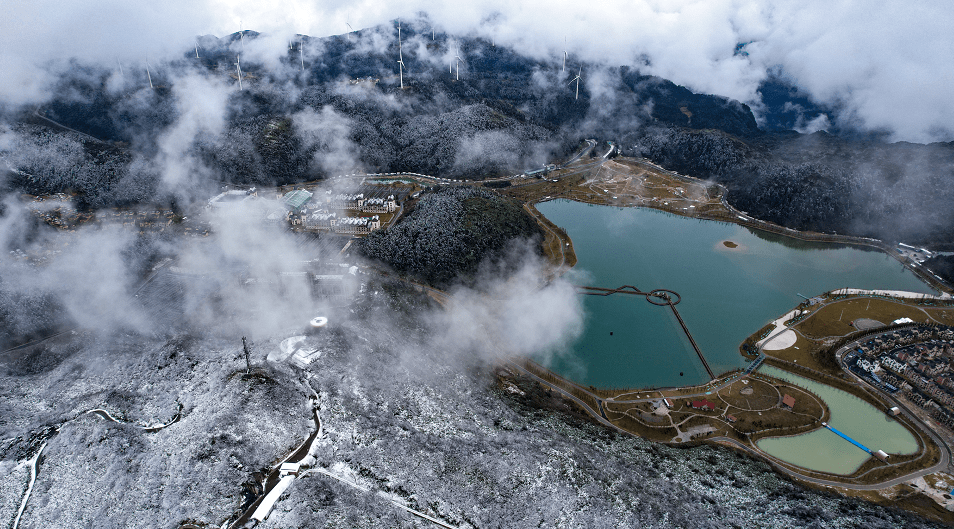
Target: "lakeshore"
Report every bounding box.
[494,154,954,519]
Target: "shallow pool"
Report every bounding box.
[755,365,918,474]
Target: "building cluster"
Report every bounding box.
[202,183,408,236]
[895,242,933,264]
[328,192,398,213]
[329,215,381,234]
[845,325,954,429]
[207,187,258,209]
[27,194,95,229]
[291,208,381,234]
[281,186,403,235]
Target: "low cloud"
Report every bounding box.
[156,72,232,197]
[293,106,362,176]
[3,1,952,142]
[434,251,584,366]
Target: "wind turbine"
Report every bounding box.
[455,44,463,81]
[569,66,582,100]
[396,21,405,89]
[117,60,124,76]
[299,37,305,71]
[145,63,153,89]
[235,55,243,90]
[239,21,245,50]
[195,42,201,59]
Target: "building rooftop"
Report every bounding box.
[782,394,796,408]
[283,189,314,211]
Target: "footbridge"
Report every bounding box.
[576,285,715,379]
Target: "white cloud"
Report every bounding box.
[1,0,952,142]
[155,72,231,195]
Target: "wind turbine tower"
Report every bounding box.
[145,63,153,89]
[569,66,582,100]
[195,42,201,59]
[235,55,243,90]
[300,37,305,71]
[396,21,406,89]
[455,44,463,81]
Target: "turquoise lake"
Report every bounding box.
[536,200,934,389]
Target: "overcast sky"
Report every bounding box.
[2,0,952,142]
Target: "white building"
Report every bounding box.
[332,215,381,235]
[327,192,398,213]
[330,193,364,210]
[303,210,337,230]
[360,195,397,213]
[207,188,257,209]
[881,357,908,374]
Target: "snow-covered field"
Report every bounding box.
[1,281,947,528]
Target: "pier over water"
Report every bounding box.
[576,284,716,380]
[538,200,931,390]
[822,422,872,454]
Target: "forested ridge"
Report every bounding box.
[359,186,542,287]
[2,23,954,246]
[633,126,954,247]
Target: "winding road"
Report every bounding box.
[505,355,951,492]
[10,404,182,529]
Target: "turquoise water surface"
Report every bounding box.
[756,365,918,474]
[536,201,933,389]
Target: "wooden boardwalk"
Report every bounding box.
[576,284,715,380]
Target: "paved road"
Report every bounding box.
[12,442,46,529]
[710,434,949,491]
[525,204,568,267]
[562,139,597,166]
[506,357,950,491]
